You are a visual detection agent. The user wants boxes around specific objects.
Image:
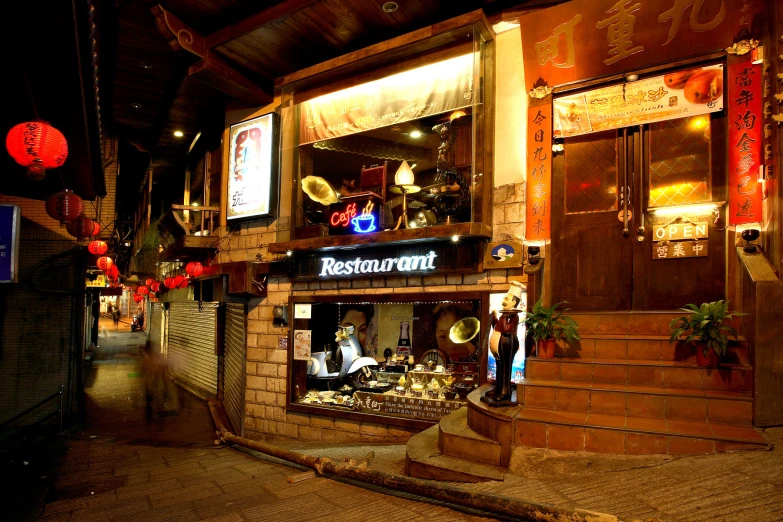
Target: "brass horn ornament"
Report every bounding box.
[301,176,339,206]
[449,317,480,344]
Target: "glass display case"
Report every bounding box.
[287,292,489,425]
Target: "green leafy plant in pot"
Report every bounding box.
[668,300,746,368]
[524,299,580,359]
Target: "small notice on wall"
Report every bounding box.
[653,240,708,260]
[294,303,312,319]
[293,330,311,360]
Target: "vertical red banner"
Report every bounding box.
[525,102,553,241]
[727,62,762,225]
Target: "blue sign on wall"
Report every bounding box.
[0,205,21,283]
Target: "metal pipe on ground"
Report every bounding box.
[205,399,618,522]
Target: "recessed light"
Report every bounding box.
[140,61,153,69]
[131,102,142,109]
[409,130,422,138]
[173,131,184,137]
[382,2,398,13]
[451,235,460,243]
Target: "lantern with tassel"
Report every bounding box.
[133,293,144,303]
[66,215,95,239]
[96,256,113,271]
[6,121,69,180]
[137,285,149,295]
[87,240,108,255]
[185,261,203,277]
[45,189,83,223]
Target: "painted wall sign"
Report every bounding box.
[319,251,437,277]
[0,205,21,283]
[520,0,760,90]
[727,62,762,225]
[553,64,724,138]
[653,221,709,241]
[525,101,553,242]
[483,241,524,269]
[227,113,280,221]
[653,239,708,259]
[328,196,381,235]
[353,391,463,421]
[298,53,474,145]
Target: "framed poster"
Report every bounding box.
[227,112,280,221]
[293,330,312,361]
[0,205,21,283]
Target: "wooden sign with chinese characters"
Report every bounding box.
[525,101,552,242]
[727,62,762,225]
[520,0,760,90]
[653,240,708,259]
[653,220,709,241]
[353,391,463,421]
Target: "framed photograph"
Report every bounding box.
[227,112,280,221]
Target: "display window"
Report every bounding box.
[287,292,489,425]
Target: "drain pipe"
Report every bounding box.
[205,399,617,522]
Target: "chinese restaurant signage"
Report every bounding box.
[319,251,437,277]
[85,271,107,288]
[328,196,381,235]
[553,65,723,138]
[653,239,708,259]
[0,205,20,283]
[653,220,708,241]
[727,62,762,225]
[525,101,552,242]
[520,0,760,90]
[353,391,463,421]
[227,113,279,221]
[298,54,474,144]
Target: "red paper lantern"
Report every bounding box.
[45,189,83,222]
[178,275,189,289]
[6,121,69,180]
[107,264,119,280]
[185,261,203,277]
[164,277,176,289]
[91,221,100,236]
[66,215,95,238]
[96,256,113,271]
[150,281,161,292]
[133,293,144,303]
[145,278,154,287]
[137,285,149,295]
[87,240,108,255]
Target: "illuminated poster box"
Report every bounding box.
[0,205,20,283]
[227,113,280,221]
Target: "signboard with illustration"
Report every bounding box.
[227,113,279,221]
[483,241,524,269]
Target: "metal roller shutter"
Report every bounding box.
[223,302,246,435]
[167,301,219,396]
[149,303,163,354]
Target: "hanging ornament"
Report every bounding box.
[133,293,144,303]
[6,121,69,180]
[137,285,149,295]
[96,256,113,271]
[145,278,154,287]
[66,215,95,239]
[177,275,189,289]
[91,221,100,236]
[87,240,108,255]
[45,189,83,222]
[164,277,176,289]
[150,281,161,293]
[185,261,203,277]
[107,264,119,280]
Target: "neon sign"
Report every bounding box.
[329,197,380,235]
[319,251,437,277]
[350,200,376,233]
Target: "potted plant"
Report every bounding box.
[524,299,580,359]
[668,300,746,368]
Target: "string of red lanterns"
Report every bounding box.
[185,261,203,277]
[88,240,108,255]
[133,293,144,303]
[6,121,69,180]
[96,256,113,271]
[45,189,83,223]
[66,215,95,239]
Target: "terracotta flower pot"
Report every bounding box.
[537,339,556,359]
[696,344,719,368]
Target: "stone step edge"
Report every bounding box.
[439,408,500,446]
[529,357,752,371]
[515,409,769,446]
[406,426,506,482]
[517,379,753,401]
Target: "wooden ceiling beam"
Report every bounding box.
[203,0,319,49]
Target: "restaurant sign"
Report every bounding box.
[525,101,552,242]
[553,65,723,138]
[353,391,463,421]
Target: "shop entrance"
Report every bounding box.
[551,114,726,311]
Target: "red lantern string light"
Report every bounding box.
[91,221,100,236]
[137,285,149,295]
[6,121,69,180]
[87,240,108,255]
[45,189,83,223]
[96,256,113,271]
[164,277,176,289]
[185,261,203,277]
[66,215,95,239]
[133,293,144,303]
[150,281,161,293]
[107,264,119,280]
[177,275,189,289]
[145,278,154,287]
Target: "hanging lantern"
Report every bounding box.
[164,277,176,289]
[185,261,203,277]
[177,275,189,289]
[66,215,95,239]
[87,240,108,255]
[45,189,83,222]
[96,256,113,271]
[137,285,149,295]
[133,293,144,303]
[107,264,119,280]
[150,281,161,293]
[91,221,100,236]
[145,278,154,287]
[6,121,69,180]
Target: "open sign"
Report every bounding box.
[653,221,708,241]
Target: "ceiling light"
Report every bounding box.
[409,130,422,138]
[173,131,184,138]
[382,2,398,13]
[131,102,142,109]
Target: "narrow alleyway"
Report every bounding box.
[36,319,499,522]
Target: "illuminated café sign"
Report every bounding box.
[298,53,474,144]
[328,197,380,235]
[227,113,280,221]
[319,251,437,277]
[0,204,20,283]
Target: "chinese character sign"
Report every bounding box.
[227,113,279,221]
[727,62,762,225]
[525,103,552,242]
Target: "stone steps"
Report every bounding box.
[438,407,503,467]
